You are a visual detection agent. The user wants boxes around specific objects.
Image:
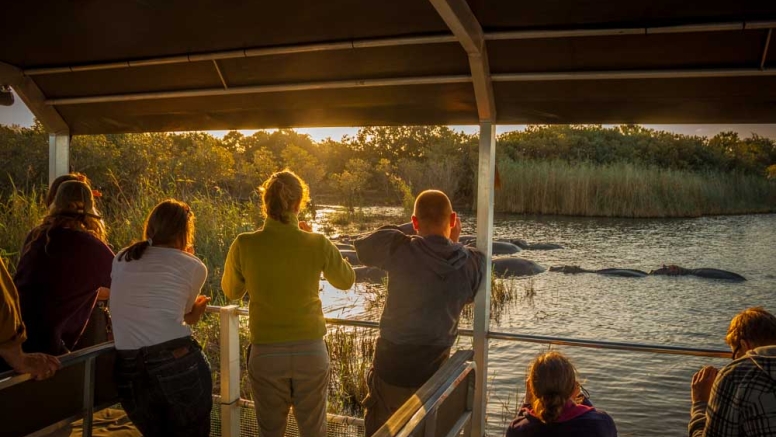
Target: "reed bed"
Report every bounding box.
[495,159,776,217]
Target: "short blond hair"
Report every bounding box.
[413,190,452,228]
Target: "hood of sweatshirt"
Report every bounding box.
[410,234,470,277]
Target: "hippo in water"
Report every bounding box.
[649,265,746,281]
[549,265,649,278]
[492,257,546,277]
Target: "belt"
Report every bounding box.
[117,336,197,362]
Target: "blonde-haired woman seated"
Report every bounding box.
[506,351,617,437]
[222,170,355,437]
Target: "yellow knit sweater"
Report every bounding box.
[221,215,355,344]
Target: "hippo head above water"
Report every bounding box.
[649,264,690,276]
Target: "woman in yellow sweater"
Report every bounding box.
[222,170,355,437]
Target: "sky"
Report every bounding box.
[3,90,775,141]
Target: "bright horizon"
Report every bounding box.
[3,90,776,141]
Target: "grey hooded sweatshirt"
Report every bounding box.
[355,225,484,387]
[689,345,776,437]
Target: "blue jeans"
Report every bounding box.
[115,336,212,437]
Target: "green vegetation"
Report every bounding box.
[496,159,776,217]
[2,122,775,218]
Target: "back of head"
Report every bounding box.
[528,351,577,424]
[120,199,195,262]
[413,190,452,230]
[726,307,776,350]
[47,173,91,207]
[27,180,106,252]
[261,170,309,224]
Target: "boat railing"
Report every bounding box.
[0,342,116,437]
[0,305,730,437]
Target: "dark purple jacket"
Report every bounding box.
[506,401,618,437]
[14,227,113,355]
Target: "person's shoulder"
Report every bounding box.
[505,415,536,436]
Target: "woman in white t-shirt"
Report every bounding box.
[110,199,212,437]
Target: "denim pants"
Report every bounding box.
[248,339,330,437]
[115,336,212,437]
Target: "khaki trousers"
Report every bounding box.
[248,339,330,437]
[363,368,419,437]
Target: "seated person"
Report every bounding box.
[0,258,60,379]
[506,351,617,437]
[689,306,776,437]
[45,173,111,349]
[14,181,114,355]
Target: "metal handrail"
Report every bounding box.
[207,305,731,359]
[0,341,115,390]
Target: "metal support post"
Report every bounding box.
[48,133,70,185]
[220,305,241,437]
[82,357,96,437]
[472,122,495,436]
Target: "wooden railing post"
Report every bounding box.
[220,305,240,437]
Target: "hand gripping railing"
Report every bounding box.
[0,342,116,437]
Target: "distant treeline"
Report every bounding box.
[1,122,775,217]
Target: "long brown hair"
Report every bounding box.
[119,199,195,262]
[27,181,107,255]
[528,352,577,424]
[46,172,91,207]
[260,170,310,224]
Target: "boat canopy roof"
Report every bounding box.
[1,0,775,134]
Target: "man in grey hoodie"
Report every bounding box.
[689,307,776,437]
[355,190,484,436]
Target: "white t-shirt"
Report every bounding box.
[110,246,207,350]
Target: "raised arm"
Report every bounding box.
[353,226,407,270]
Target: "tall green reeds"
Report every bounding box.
[495,159,776,217]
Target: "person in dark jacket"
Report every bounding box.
[506,351,617,437]
[689,307,776,437]
[354,189,484,436]
[14,181,114,355]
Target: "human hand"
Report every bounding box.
[192,295,211,316]
[450,216,462,243]
[15,353,61,381]
[299,221,313,232]
[691,365,719,403]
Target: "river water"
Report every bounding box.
[317,211,776,437]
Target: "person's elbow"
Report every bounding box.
[328,267,356,290]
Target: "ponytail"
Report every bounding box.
[261,170,310,224]
[532,393,568,423]
[119,240,151,262]
[527,351,578,424]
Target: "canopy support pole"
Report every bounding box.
[48,134,70,185]
[472,122,496,437]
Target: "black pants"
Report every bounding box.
[115,336,212,437]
